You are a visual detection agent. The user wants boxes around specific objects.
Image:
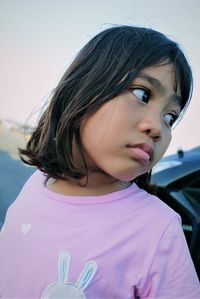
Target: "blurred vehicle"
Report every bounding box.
[0,150,35,229]
[151,146,200,279]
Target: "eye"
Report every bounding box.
[129,87,151,103]
[164,113,178,127]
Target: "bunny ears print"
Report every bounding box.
[41,251,98,299]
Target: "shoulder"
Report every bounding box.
[131,183,181,223]
[17,169,47,194]
[117,183,182,250]
[5,170,46,214]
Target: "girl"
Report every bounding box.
[0,25,199,298]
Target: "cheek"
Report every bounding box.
[155,133,172,163]
[80,112,113,162]
[81,118,109,149]
[165,131,172,150]
[80,100,125,150]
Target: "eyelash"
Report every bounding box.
[128,86,151,104]
[164,113,178,127]
[127,86,179,128]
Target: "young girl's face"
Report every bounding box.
[80,63,181,182]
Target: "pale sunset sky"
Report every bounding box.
[0,0,199,155]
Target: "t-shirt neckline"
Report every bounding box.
[39,172,139,205]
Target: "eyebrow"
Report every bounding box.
[137,74,183,108]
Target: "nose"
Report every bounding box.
[138,115,162,142]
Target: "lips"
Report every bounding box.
[127,143,154,163]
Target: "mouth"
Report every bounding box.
[127,143,154,163]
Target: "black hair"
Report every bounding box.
[19,25,193,192]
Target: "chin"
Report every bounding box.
[113,171,143,183]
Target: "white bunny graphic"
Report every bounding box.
[41,251,98,299]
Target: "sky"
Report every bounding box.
[0,0,200,155]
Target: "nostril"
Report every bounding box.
[144,127,162,141]
[145,129,151,134]
[153,135,161,142]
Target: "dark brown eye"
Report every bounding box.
[130,87,151,103]
[164,113,178,127]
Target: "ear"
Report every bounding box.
[76,261,98,290]
[58,251,71,283]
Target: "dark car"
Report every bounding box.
[0,150,35,229]
[151,146,200,279]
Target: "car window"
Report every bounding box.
[169,170,200,189]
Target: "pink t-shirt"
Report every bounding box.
[0,170,199,298]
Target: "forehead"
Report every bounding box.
[137,64,176,88]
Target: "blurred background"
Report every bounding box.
[1,0,200,278]
[1,0,200,155]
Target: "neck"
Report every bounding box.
[46,172,130,196]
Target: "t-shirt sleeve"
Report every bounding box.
[139,216,200,298]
